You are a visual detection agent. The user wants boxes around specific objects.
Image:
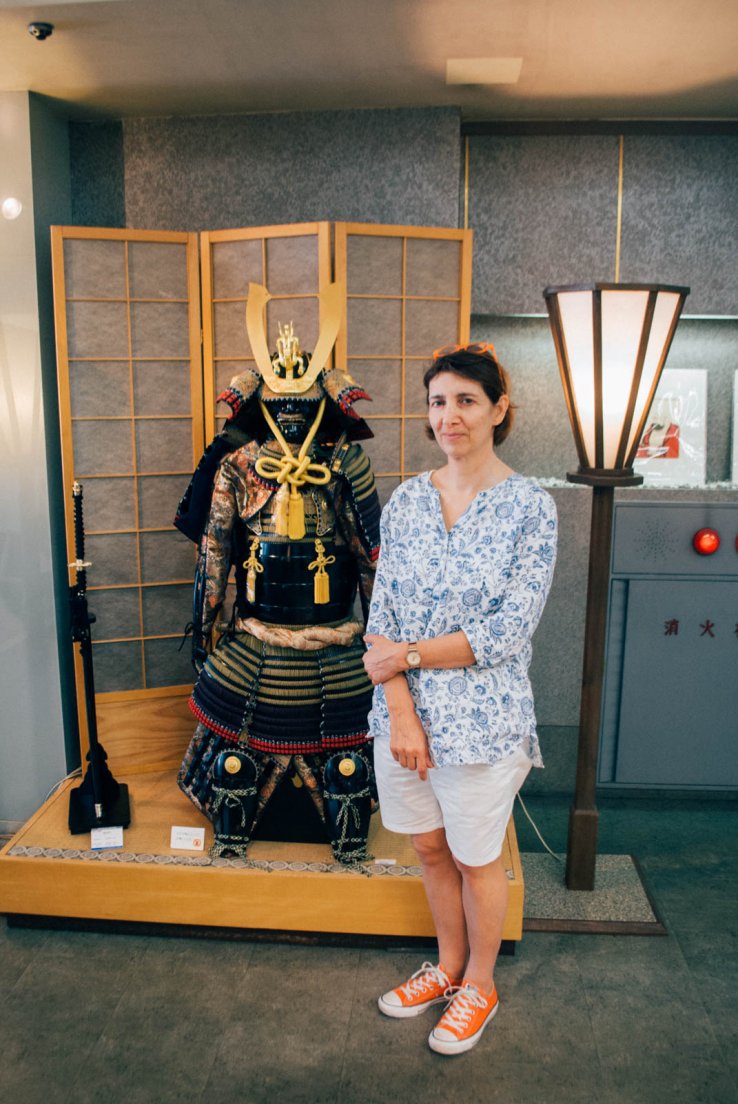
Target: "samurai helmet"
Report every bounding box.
[217,281,372,439]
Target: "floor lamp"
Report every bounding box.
[543,283,689,890]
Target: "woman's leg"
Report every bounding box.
[454,854,509,993]
[412,828,468,980]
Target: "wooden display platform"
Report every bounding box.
[0,772,524,941]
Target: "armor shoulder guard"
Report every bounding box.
[330,441,381,561]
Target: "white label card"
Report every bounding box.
[90,826,124,850]
[170,825,205,851]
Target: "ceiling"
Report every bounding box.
[2,0,737,121]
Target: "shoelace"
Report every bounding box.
[438,985,488,1034]
[401,962,450,998]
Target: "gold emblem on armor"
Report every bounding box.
[291,773,304,788]
[224,755,242,775]
[338,758,356,777]
[273,322,306,381]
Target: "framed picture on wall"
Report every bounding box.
[634,368,707,486]
[732,371,738,484]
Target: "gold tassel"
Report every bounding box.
[273,483,290,536]
[288,488,305,540]
[309,539,336,605]
[243,536,263,603]
[315,570,330,604]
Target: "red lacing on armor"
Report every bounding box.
[217,387,245,418]
[338,387,371,419]
[190,699,368,753]
[247,732,368,754]
[188,698,241,740]
[251,469,281,491]
[369,545,380,562]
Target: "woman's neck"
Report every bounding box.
[434,450,513,497]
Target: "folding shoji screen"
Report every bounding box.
[334,224,473,505]
[52,228,203,772]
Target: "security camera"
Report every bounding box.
[28,22,54,41]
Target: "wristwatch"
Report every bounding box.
[406,641,422,669]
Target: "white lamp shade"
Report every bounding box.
[544,283,689,476]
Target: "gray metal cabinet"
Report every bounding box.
[600,502,738,789]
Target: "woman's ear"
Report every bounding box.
[493,394,510,425]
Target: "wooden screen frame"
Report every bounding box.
[334,222,473,483]
[52,226,204,772]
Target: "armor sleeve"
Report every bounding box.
[334,490,376,622]
[198,459,239,641]
[364,499,401,641]
[330,443,381,622]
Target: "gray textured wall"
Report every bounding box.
[69,120,125,227]
[468,133,738,317]
[121,107,461,231]
[468,135,621,316]
[619,136,738,317]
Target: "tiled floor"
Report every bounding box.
[1,794,736,1104]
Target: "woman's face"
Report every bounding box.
[427,372,508,460]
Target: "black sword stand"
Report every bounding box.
[67,482,130,834]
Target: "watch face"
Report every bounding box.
[407,649,421,668]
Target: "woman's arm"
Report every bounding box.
[383,674,434,780]
[463,488,557,669]
[363,630,474,683]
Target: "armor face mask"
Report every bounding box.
[268,395,322,444]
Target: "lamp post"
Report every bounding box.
[543,283,689,890]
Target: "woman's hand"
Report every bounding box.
[363,633,406,684]
[389,703,434,781]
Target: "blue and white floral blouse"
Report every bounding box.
[366,471,557,768]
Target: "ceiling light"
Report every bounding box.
[446,58,523,85]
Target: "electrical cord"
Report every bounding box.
[516,792,563,863]
[44,767,82,802]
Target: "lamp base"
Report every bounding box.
[566,468,644,488]
[565,806,599,891]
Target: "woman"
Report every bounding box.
[363,343,557,1056]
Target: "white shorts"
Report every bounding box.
[373,738,531,867]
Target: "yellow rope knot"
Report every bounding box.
[254,398,331,539]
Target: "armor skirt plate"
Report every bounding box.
[188,624,372,755]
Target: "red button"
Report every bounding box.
[693,528,720,555]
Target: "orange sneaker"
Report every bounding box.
[378,962,458,1019]
[428,981,499,1055]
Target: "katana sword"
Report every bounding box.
[67,481,130,834]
